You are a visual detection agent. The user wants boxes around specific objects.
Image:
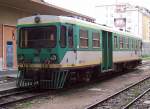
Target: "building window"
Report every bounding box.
[114,36,118,48]
[92,32,100,48]
[120,36,123,49]
[60,25,67,48]
[80,29,88,48]
[68,26,73,48]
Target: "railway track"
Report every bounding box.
[0,88,49,108]
[0,61,149,109]
[85,75,150,109]
[122,87,150,109]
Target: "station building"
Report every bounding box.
[95,3,150,55]
[0,0,94,71]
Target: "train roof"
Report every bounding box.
[18,15,142,39]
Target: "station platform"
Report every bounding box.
[0,70,17,92]
[0,70,17,78]
[0,81,16,92]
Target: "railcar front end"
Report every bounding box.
[17,21,70,89]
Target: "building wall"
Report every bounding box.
[3,25,17,70]
[142,15,150,42]
[0,24,2,69]
[95,4,149,40]
[0,5,31,70]
[0,24,2,58]
[0,5,31,25]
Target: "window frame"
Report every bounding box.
[19,25,57,48]
[79,28,88,48]
[114,35,118,49]
[60,25,67,48]
[126,38,129,49]
[132,39,134,49]
[68,26,74,48]
[119,36,124,49]
[92,31,100,48]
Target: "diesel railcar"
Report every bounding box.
[16,15,142,89]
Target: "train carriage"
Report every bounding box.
[16,15,142,89]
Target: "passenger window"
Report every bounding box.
[60,26,67,48]
[132,40,135,49]
[136,40,138,49]
[92,32,100,48]
[126,38,129,48]
[80,29,88,48]
[140,41,142,49]
[114,36,118,48]
[119,37,123,49]
[68,27,73,48]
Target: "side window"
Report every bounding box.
[68,26,73,48]
[132,39,134,49]
[80,29,88,48]
[114,36,118,48]
[92,32,100,48]
[60,25,67,48]
[120,36,123,49]
[136,40,139,49]
[140,41,142,49]
[126,38,129,48]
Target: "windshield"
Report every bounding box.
[19,26,57,48]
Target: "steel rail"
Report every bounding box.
[0,89,32,99]
[0,91,48,107]
[85,75,150,109]
[122,87,150,109]
[0,88,49,107]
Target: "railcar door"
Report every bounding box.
[101,31,113,71]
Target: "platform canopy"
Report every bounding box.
[0,0,95,22]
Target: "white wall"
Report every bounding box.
[95,4,143,39]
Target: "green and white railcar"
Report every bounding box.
[16,15,142,89]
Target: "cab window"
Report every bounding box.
[60,26,67,47]
[68,27,73,48]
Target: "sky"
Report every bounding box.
[44,0,150,18]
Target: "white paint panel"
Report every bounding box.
[61,50,141,66]
[60,51,77,65]
[113,51,141,62]
[60,51,102,65]
[76,51,102,65]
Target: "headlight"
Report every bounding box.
[50,54,57,61]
